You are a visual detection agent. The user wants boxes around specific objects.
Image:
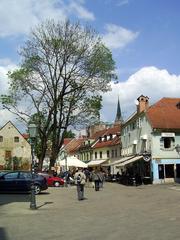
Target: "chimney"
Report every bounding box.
[137,95,149,113]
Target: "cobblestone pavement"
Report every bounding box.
[1,183,180,240]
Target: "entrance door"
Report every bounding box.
[165,164,174,183]
[158,164,164,179]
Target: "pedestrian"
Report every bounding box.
[99,169,105,189]
[92,168,101,191]
[74,168,86,200]
[84,168,91,188]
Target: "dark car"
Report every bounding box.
[38,173,64,187]
[0,171,48,194]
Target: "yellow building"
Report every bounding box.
[0,121,31,170]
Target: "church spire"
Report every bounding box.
[115,97,122,124]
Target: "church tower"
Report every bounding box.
[114,97,123,126]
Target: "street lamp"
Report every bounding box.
[175,144,180,155]
[28,123,37,210]
[60,149,68,187]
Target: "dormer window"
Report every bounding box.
[109,134,113,140]
[104,135,107,141]
[99,137,102,142]
[176,101,180,109]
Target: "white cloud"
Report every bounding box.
[101,66,180,122]
[0,60,24,129]
[117,0,129,7]
[102,24,139,50]
[0,59,17,92]
[0,0,95,38]
[68,0,95,21]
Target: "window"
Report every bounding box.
[111,150,114,158]
[99,137,102,142]
[141,139,147,153]
[107,150,109,158]
[165,164,174,178]
[158,165,164,179]
[4,172,19,179]
[160,137,175,150]
[100,152,102,159]
[176,164,180,178]
[95,152,97,159]
[104,135,107,141]
[0,136,3,142]
[164,137,171,149]
[19,172,31,179]
[14,136,19,143]
[109,134,113,140]
[176,101,180,109]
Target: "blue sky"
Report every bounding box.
[0,0,180,131]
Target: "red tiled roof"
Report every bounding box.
[22,133,29,140]
[91,125,120,139]
[63,138,74,146]
[146,98,180,129]
[92,135,120,149]
[65,138,85,153]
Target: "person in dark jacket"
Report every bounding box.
[92,168,101,191]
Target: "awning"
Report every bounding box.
[87,159,108,167]
[101,157,133,167]
[116,155,143,168]
[59,156,87,168]
[111,157,133,166]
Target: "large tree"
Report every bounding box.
[1,19,116,170]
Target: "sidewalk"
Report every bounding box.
[1,183,180,240]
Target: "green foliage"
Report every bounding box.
[4,156,22,170]
[13,156,22,170]
[2,19,117,169]
[64,130,76,138]
[85,43,116,82]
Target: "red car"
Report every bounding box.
[38,173,64,187]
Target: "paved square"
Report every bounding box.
[0,183,180,240]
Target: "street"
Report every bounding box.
[0,182,180,240]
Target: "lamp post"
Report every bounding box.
[175,144,180,156]
[28,123,37,210]
[60,149,68,187]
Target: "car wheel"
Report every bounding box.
[54,181,60,187]
[34,185,41,194]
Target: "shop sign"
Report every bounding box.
[161,132,175,137]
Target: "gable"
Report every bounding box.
[0,121,30,145]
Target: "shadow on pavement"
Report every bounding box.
[37,201,53,209]
[0,193,30,206]
[0,227,8,240]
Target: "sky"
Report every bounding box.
[0,0,180,131]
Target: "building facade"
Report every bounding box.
[0,121,31,170]
[120,96,180,184]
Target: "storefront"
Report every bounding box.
[152,158,180,184]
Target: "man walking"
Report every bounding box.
[74,168,86,200]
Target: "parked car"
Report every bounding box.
[0,171,48,194]
[38,173,64,187]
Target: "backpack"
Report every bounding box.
[77,174,82,184]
